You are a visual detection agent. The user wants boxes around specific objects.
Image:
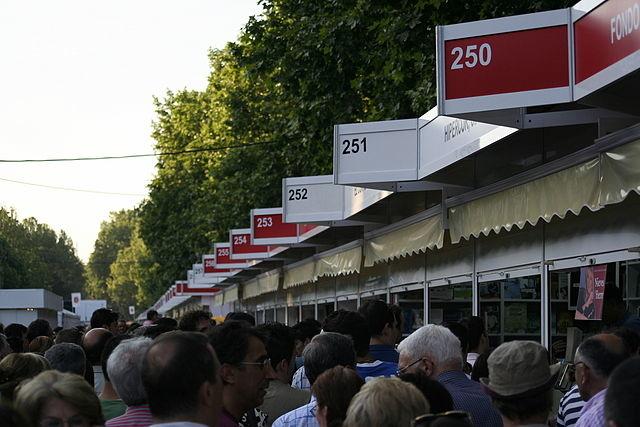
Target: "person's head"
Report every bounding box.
[399,372,454,414]
[4,324,27,353]
[26,319,52,343]
[358,300,396,346]
[397,325,462,379]
[611,327,640,356]
[470,351,490,382]
[343,377,430,427]
[153,317,178,329]
[142,324,176,339]
[107,337,153,406]
[224,312,256,326]
[147,310,159,322]
[101,334,132,384]
[483,341,559,425]
[605,356,640,427]
[81,327,113,365]
[303,332,356,386]
[14,370,103,427]
[28,336,54,354]
[0,402,29,427]
[117,320,127,335]
[142,331,221,426]
[464,316,488,354]
[322,310,370,358]
[208,321,268,416]
[574,333,628,401]
[179,310,214,333]
[90,308,119,333]
[442,322,469,360]
[54,328,83,346]
[0,334,11,362]
[292,319,321,357]
[255,322,296,383]
[44,343,86,376]
[0,353,50,401]
[312,366,364,427]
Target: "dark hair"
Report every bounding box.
[224,312,256,326]
[154,317,178,329]
[26,319,52,342]
[142,331,218,419]
[471,352,491,382]
[577,335,629,378]
[292,319,321,342]
[605,356,640,427]
[442,322,469,354]
[82,329,114,364]
[0,402,29,427]
[4,324,27,339]
[28,336,54,354]
[101,335,132,382]
[303,332,356,385]
[256,323,295,369]
[0,353,50,401]
[55,328,83,345]
[464,316,486,352]
[612,328,640,355]
[143,325,176,339]
[179,310,213,332]
[147,310,159,321]
[492,390,553,422]
[399,372,454,414]
[44,343,86,376]
[358,300,394,337]
[208,321,265,366]
[90,308,118,329]
[322,310,370,357]
[312,366,364,427]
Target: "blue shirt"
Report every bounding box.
[272,396,318,427]
[557,384,585,427]
[356,360,398,381]
[437,371,502,427]
[291,366,311,391]
[369,344,399,363]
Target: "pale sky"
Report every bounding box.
[0,1,262,262]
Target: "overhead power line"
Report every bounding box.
[0,140,280,163]
[0,176,146,196]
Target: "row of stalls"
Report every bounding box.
[147,0,640,357]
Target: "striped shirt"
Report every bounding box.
[291,366,311,391]
[575,388,607,427]
[271,396,318,427]
[557,385,585,427]
[106,404,154,427]
[437,371,503,427]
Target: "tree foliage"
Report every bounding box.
[0,208,85,298]
[138,0,571,302]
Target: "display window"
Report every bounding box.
[390,288,424,337]
[257,309,265,325]
[276,306,286,324]
[479,274,542,348]
[301,303,315,321]
[317,301,335,323]
[287,306,299,325]
[265,307,275,323]
[337,297,357,311]
[428,282,472,325]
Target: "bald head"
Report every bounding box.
[577,333,627,378]
[82,328,113,364]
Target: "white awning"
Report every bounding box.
[157,296,191,314]
[242,279,260,300]
[283,260,316,289]
[599,138,640,206]
[223,287,239,304]
[364,214,444,267]
[315,244,362,280]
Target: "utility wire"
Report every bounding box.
[0,140,279,163]
[0,176,146,196]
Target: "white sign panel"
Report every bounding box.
[334,118,422,186]
[283,175,344,223]
[71,292,81,308]
[343,186,392,218]
[128,306,135,315]
[418,108,518,178]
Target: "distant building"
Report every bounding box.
[0,289,63,327]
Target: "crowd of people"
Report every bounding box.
[0,301,639,427]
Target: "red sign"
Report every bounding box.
[575,264,607,320]
[574,0,640,84]
[252,212,297,240]
[231,230,270,255]
[203,255,232,274]
[177,283,220,295]
[444,26,569,100]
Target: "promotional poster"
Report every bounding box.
[575,265,607,320]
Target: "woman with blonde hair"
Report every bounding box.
[14,370,103,427]
[0,352,50,402]
[343,377,430,427]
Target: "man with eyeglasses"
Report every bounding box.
[209,320,270,427]
[573,334,628,427]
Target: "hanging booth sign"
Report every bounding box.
[230,228,275,260]
[282,175,393,224]
[213,242,251,269]
[251,207,327,245]
[176,281,221,296]
[202,255,236,278]
[436,9,572,117]
[573,0,640,100]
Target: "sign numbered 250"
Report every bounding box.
[341,137,367,155]
[450,43,492,70]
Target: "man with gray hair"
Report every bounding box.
[44,343,86,376]
[105,337,154,427]
[272,332,356,427]
[397,324,501,427]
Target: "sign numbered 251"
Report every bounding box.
[341,137,367,155]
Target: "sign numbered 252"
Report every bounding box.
[342,137,367,154]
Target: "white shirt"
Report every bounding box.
[467,352,480,367]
